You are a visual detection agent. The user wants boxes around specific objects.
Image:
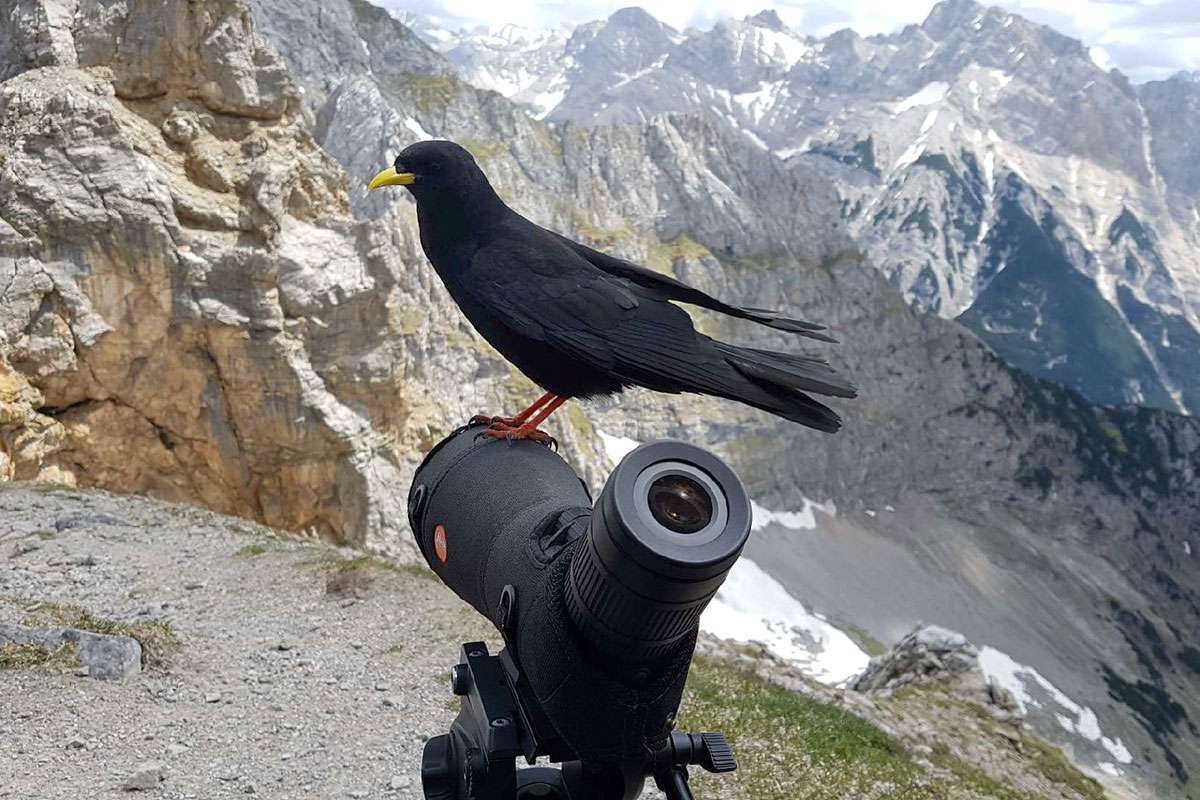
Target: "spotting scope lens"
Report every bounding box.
[565,442,751,663]
[648,473,713,534]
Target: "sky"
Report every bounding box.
[382,0,1200,83]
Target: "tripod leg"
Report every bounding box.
[654,767,694,800]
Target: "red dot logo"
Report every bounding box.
[434,524,448,563]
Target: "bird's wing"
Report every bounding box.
[546,230,838,343]
[463,237,641,371]
[464,236,755,394]
[464,235,849,431]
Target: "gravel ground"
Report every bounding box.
[0,483,497,799]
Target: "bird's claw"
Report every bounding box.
[478,424,557,449]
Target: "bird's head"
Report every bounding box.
[367,140,494,207]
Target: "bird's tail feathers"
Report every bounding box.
[735,307,839,342]
[709,341,856,433]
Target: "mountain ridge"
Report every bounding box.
[419,0,1200,418]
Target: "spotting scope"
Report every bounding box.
[407,421,751,799]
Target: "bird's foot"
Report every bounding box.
[478,423,557,448]
[469,413,521,428]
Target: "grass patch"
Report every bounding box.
[305,555,433,581]
[0,641,77,670]
[841,624,888,658]
[5,598,180,671]
[233,540,290,558]
[932,743,1035,800]
[677,656,929,798]
[1024,737,1106,800]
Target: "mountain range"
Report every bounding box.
[425,0,1200,417]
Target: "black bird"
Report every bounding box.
[369,140,855,441]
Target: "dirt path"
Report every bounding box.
[0,483,496,799]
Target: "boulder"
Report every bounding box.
[0,622,142,680]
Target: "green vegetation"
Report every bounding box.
[930,736,1103,800]
[459,138,510,162]
[678,656,925,798]
[1023,737,1105,800]
[0,641,77,670]
[680,657,1105,800]
[645,233,713,274]
[841,624,888,658]
[931,743,1031,800]
[3,598,180,670]
[234,542,273,558]
[305,554,433,581]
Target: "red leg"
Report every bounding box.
[470,391,555,429]
[481,396,567,442]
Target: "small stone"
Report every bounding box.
[11,540,41,556]
[205,693,222,704]
[184,581,206,590]
[123,761,164,791]
[166,743,189,756]
[389,775,411,790]
[381,696,401,708]
[349,791,368,799]
[65,736,86,750]
[75,666,91,678]
[274,641,293,652]
[72,553,98,567]
[349,641,365,650]
[374,683,389,692]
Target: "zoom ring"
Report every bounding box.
[565,536,710,662]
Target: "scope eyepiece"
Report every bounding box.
[566,441,751,664]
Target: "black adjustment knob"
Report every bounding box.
[450,663,471,695]
[421,734,455,800]
[699,733,736,773]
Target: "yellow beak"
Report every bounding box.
[368,166,416,190]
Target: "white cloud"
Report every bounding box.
[382,0,1200,83]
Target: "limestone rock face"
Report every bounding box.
[0,0,495,556]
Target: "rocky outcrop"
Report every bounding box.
[854,625,1020,718]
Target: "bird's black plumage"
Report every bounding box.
[376,140,856,433]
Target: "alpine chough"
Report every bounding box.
[369,140,855,441]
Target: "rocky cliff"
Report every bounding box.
[2,0,1199,795]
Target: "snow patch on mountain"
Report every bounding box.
[750,498,837,531]
[701,557,870,686]
[887,81,950,114]
[979,646,1133,766]
[596,429,640,465]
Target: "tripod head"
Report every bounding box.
[421,641,735,800]
[409,422,748,799]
